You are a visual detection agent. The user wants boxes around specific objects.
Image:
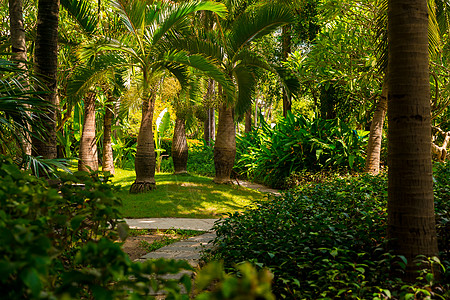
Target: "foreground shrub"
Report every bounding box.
[0,156,272,299]
[207,167,450,299]
[234,112,368,188]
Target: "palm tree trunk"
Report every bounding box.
[130,92,156,193]
[78,92,98,172]
[172,116,188,174]
[387,0,438,280]
[214,103,235,184]
[102,98,115,175]
[9,0,32,156]
[282,24,292,117]
[32,0,60,160]
[244,108,252,133]
[204,79,215,146]
[364,81,388,175]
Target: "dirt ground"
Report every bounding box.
[121,232,168,260]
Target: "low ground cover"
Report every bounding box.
[207,163,450,299]
[112,168,263,218]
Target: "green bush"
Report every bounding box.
[207,168,450,299]
[187,140,215,177]
[0,156,273,299]
[234,112,368,188]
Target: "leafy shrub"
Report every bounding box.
[0,156,272,299]
[234,112,368,188]
[207,170,450,299]
[187,140,215,176]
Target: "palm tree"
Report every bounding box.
[83,0,231,193]
[179,3,295,183]
[387,0,439,279]
[8,0,31,156]
[32,0,60,160]
[365,0,445,175]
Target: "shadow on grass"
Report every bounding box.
[114,172,265,219]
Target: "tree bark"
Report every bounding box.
[244,108,252,133]
[387,0,439,280]
[204,79,215,146]
[32,0,60,160]
[364,81,388,175]
[102,98,115,175]
[9,0,32,156]
[172,116,188,174]
[214,103,236,184]
[282,25,292,117]
[130,92,156,193]
[78,92,98,172]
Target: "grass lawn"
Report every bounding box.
[111,168,265,219]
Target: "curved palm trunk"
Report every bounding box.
[130,93,156,193]
[102,99,115,175]
[214,104,235,184]
[9,0,32,156]
[364,81,388,175]
[387,0,438,280]
[172,116,188,174]
[32,0,59,160]
[78,92,98,172]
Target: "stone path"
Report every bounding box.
[125,180,280,267]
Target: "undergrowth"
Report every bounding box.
[207,163,450,299]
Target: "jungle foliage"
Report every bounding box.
[207,163,450,299]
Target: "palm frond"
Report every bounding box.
[111,0,147,54]
[60,0,98,35]
[151,1,228,46]
[160,50,235,103]
[229,3,294,57]
[67,53,128,105]
[233,65,257,117]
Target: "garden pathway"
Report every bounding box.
[125,180,280,267]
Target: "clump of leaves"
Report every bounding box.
[234,112,368,188]
[207,169,450,299]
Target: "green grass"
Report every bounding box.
[111,168,265,219]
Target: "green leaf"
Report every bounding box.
[20,268,42,297]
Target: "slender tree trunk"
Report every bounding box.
[282,25,292,117]
[214,103,236,184]
[32,0,59,160]
[387,0,439,280]
[245,108,252,133]
[9,0,32,156]
[78,92,98,172]
[365,81,388,175]
[204,79,215,146]
[102,98,115,175]
[130,92,156,193]
[172,116,188,174]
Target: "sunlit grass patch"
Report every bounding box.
[111,169,264,218]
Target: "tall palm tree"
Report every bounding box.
[9,0,31,156]
[82,0,232,193]
[178,3,295,183]
[387,0,439,279]
[365,0,445,174]
[32,0,60,160]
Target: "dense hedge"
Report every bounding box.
[208,164,450,299]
